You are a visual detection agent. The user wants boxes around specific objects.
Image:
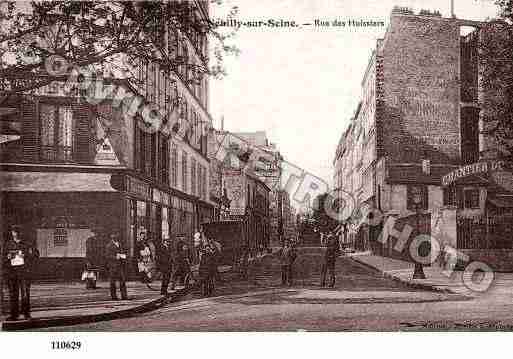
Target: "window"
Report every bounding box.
[443,186,458,206]
[159,135,170,185]
[198,165,203,199]
[40,104,73,162]
[181,43,189,82]
[148,62,156,103]
[150,133,157,178]
[135,122,154,177]
[407,185,428,211]
[171,145,178,187]
[464,188,480,209]
[191,158,196,196]
[182,152,188,193]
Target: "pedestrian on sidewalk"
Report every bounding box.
[321,235,340,288]
[157,236,174,295]
[135,229,153,283]
[172,242,192,290]
[2,225,39,321]
[278,240,297,286]
[212,237,223,283]
[105,231,128,300]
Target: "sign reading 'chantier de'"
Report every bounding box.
[442,160,505,186]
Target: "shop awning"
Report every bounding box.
[488,196,513,208]
[0,172,117,192]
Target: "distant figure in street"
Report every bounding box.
[157,236,174,295]
[278,240,297,286]
[321,235,340,288]
[105,232,128,300]
[3,225,39,321]
[199,239,216,297]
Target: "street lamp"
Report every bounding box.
[411,186,426,279]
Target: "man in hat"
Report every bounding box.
[105,231,128,300]
[321,234,340,288]
[157,236,174,295]
[278,240,297,286]
[3,225,39,320]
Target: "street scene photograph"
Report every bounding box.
[1,0,513,340]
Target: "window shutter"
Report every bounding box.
[73,102,92,163]
[21,99,39,162]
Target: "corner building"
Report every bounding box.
[333,7,513,269]
[0,0,215,280]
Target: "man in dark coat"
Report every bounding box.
[3,225,39,321]
[199,241,216,297]
[321,235,340,288]
[172,242,191,290]
[278,240,297,286]
[105,231,128,300]
[157,236,174,295]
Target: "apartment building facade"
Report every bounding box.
[333,7,513,269]
[0,0,215,280]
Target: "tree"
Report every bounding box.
[496,0,512,20]
[479,2,513,161]
[0,1,239,97]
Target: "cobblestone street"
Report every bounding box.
[36,248,512,332]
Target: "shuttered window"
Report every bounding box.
[40,104,73,162]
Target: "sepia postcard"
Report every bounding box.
[1,0,513,356]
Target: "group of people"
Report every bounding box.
[105,229,205,299]
[278,233,341,288]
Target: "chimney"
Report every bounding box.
[451,0,456,18]
[221,115,224,131]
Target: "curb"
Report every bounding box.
[1,254,273,331]
[349,256,455,295]
[1,285,192,331]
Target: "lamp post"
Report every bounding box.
[412,186,426,279]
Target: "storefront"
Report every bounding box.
[1,171,124,280]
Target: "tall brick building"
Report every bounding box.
[333,7,513,269]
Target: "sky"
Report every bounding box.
[210,0,499,186]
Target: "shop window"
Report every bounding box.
[407,185,428,211]
[162,207,170,240]
[40,104,73,162]
[137,200,148,235]
[53,219,68,247]
[464,188,480,209]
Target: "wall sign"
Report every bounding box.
[442,160,505,186]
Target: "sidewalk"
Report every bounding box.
[1,280,172,331]
[1,253,271,331]
[349,254,476,297]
